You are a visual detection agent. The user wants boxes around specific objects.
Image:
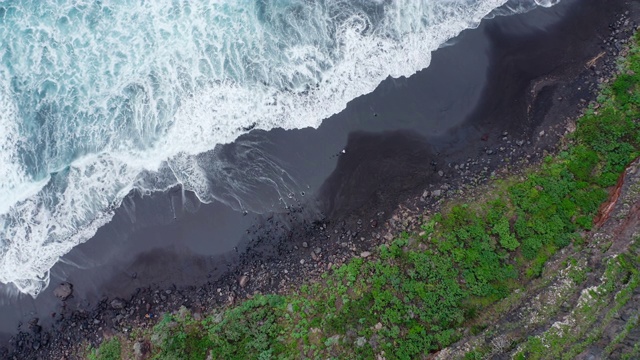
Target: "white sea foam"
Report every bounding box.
[535,0,561,7]
[0,0,556,296]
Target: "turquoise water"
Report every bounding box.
[0,0,554,296]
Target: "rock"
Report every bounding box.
[539,130,545,136]
[438,170,444,177]
[375,322,383,330]
[239,275,249,288]
[302,241,308,248]
[53,282,73,301]
[314,247,322,254]
[133,342,143,358]
[110,298,125,310]
[516,140,525,147]
[431,190,442,197]
[356,337,367,347]
[360,251,371,258]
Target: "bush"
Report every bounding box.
[88,337,121,360]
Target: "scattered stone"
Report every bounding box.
[539,130,545,136]
[431,190,442,197]
[516,140,525,147]
[438,170,444,177]
[53,282,73,301]
[110,298,125,310]
[239,275,249,288]
[314,247,321,254]
[356,337,367,347]
[302,241,308,248]
[360,251,371,258]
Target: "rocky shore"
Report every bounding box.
[3,2,640,359]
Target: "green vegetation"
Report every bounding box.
[515,248,640,360]
[87,337,122,360]
[87,32,640,359]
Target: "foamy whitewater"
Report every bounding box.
[0,0,559,297]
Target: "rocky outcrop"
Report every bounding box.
[437,158,640,359]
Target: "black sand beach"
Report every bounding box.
[2,0,639,357]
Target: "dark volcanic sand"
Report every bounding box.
[2,0,640,357]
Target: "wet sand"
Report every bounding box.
[1,0,637,351]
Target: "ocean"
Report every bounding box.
[0,0,557,297]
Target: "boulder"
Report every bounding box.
[53,282,73,301]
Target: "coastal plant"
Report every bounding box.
[87,337,122,360]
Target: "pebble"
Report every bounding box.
[239,275,249,288]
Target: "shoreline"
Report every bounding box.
[3,0,640,358]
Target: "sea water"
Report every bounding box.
[0,0,558,297]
